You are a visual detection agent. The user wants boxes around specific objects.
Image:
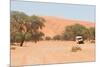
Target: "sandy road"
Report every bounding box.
[11,41,95,66]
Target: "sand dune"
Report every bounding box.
[41,16,95,37]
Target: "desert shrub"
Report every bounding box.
[90,40,95,43]
[71,46,82,52]
[10,32,23,43]
[53,35,62,40]
[89,27,95,40]
[45,36,51,40]
[14,32,23,43]
[25,33,32,41]
[31,32,45,43]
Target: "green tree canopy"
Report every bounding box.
[10,11,45,46]
[63,24,90,40]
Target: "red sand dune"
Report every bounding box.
[41,16,95,37]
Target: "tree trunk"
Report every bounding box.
[34,40,37,43]
[20,34,26,47]
[20,38,25,47]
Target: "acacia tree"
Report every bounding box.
[63,24,89,40]
[11,11,45,46]
[27,15,45,43]
[11,11,28,43]
[11,11,29,46]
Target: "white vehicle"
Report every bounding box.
[75,36,84,44]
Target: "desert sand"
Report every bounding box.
[11,41,95,66]
[11,16,95,66]
[41,16,95,37]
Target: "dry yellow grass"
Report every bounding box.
[11,41,95,66]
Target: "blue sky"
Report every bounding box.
[11,1,95,22]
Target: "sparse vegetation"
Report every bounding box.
[11,11,95,47]
[71,46,82,52]
[90,40,95,43]
[62,24,95,41]
[11,11,45,46]
[89,27,95,40]
[53,35,62,40]
[45,36,52,40]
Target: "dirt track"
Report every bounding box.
[11,41,95,66]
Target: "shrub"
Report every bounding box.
[53,35,61,40]
[71,46,82,52]
[45,36,51,40]
[25,33,32,41]
[89,27,95,40]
